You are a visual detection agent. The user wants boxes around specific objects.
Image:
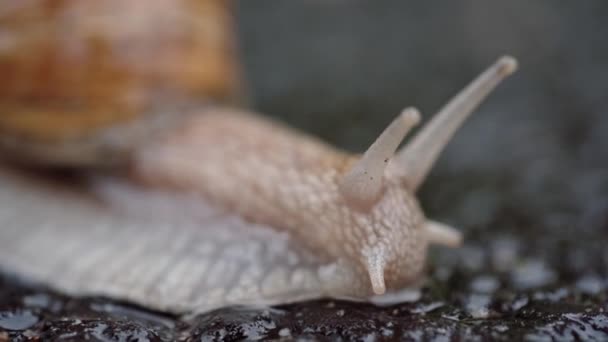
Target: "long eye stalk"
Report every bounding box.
[395,56,518,191]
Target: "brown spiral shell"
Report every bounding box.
[0,0,243,166]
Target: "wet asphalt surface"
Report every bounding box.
[2,1,608,341]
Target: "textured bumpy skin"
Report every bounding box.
[136,110,430,295]
[0,167,363,313]
[0,57,517,313]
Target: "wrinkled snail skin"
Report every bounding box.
[0,56,517,313]
[133,109,430,298]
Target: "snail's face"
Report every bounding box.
[331,56,516,296]
[339,178,429,295]
[333,153,462,296]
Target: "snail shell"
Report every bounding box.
[0,0,242,166]
[0,1,519,315]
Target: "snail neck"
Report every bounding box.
[131,107,350,258]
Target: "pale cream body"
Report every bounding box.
[0,110,425,313]
[0,56,517,313]
[0,165,363,312]
[135,110,429,292]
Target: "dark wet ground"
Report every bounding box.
[3,1,608,341]
[1,258,607,340]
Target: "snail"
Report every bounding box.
[0,2,518,314]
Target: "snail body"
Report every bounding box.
[0,54,517,313]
